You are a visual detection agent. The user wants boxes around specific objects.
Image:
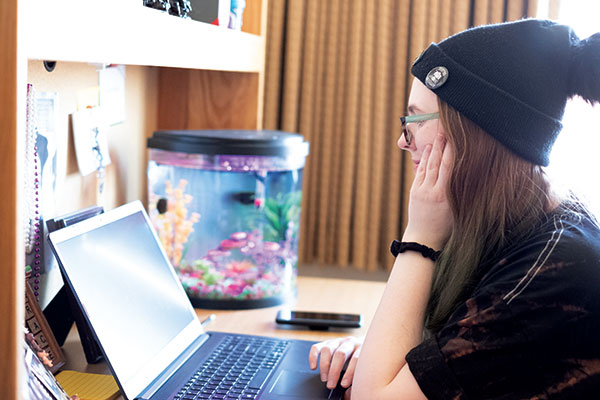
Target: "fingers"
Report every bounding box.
[413,134,450,189]
[309,340,338,375]
[309,342,324,370]
[413,144,432,187]
[308,337,362,389]
[340,344,361,387]
[436,138,454,187]
[319,343,338,382]
[424,135,445,185]
[406,135,453,248]
[326,340,355,389]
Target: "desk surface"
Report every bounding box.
[62,276,386,383]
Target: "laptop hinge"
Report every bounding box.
[136,333,210,400]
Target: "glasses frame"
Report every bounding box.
[400,112,440,146]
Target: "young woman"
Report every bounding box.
[309,19,600,399]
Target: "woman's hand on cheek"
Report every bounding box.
[404,134,453,250]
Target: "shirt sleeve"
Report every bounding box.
[405,216,600,399]
[406,293,528,399]
[405,335,464,399]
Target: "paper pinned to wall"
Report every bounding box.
[71,107,111,177]
[99,65,126,126]
[76,86,99,111]
[33,91,63,309]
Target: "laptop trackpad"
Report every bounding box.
[269,370,342,399]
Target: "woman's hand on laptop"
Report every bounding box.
[308,336,364,394]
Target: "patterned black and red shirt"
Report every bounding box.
[406,208,600,399]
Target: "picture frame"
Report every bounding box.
[24,330,71,400]
[25,281,66,374]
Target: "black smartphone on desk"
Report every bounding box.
[276,310,363,329]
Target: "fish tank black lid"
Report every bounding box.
[147,130,309,157]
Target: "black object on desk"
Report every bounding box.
[45,205,105,364]
[275,310,363,330]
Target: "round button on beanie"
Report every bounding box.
[411,19,600,166]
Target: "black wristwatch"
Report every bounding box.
[390,240,441,261]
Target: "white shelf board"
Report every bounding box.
[25,0,265,72]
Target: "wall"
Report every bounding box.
[27,61,158,216]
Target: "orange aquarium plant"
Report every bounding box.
[149,179,200,267]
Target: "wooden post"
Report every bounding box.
[0,0,24,398]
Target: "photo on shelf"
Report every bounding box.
[23,332,73,400]
[143,0,192,18]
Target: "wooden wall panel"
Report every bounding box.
[0,0,20,397]
[315,0,339,264]
[242,0,264,36]
[428,0,442,41]
[366,0,392,271]
[280,0,305,133]
[473,0,490,26]
[548,0,561,19]
[157,68,259,130]
[297,0,320,263]
[263,0,285,130]
[489,0,505,23]
[307,0,326,265]
[156,68,191,129]
[381,0,411,269]
[328,1,350,264]
[453,0,472,33]
[527,0,539,18]
[351,0,376,270]
[507,0,525,20]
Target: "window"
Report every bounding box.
[538,0,600,217]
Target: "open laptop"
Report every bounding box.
[48,200,344,400]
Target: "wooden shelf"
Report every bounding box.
[2,0,267,397]
[25,0,265,72]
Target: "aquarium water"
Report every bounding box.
[147,130,309,309]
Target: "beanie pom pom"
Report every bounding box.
[568,32,600,104]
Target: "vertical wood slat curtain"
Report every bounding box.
[264,0,538,272]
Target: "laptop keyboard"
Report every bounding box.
[174,335,290,400]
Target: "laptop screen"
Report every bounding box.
[49,201,202,397]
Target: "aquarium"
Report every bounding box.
[147,130,309,309]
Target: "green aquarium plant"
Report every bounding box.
[263,191,302,242]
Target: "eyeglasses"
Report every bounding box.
[399,112,440,146]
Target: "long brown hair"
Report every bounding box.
[426,100,555,333]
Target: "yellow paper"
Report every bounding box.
[56,370,119,400]
[76,86,99,110]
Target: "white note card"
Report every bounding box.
[99,65,126,125]
[71,107,111,176]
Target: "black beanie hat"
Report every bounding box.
[411,19,600,166]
